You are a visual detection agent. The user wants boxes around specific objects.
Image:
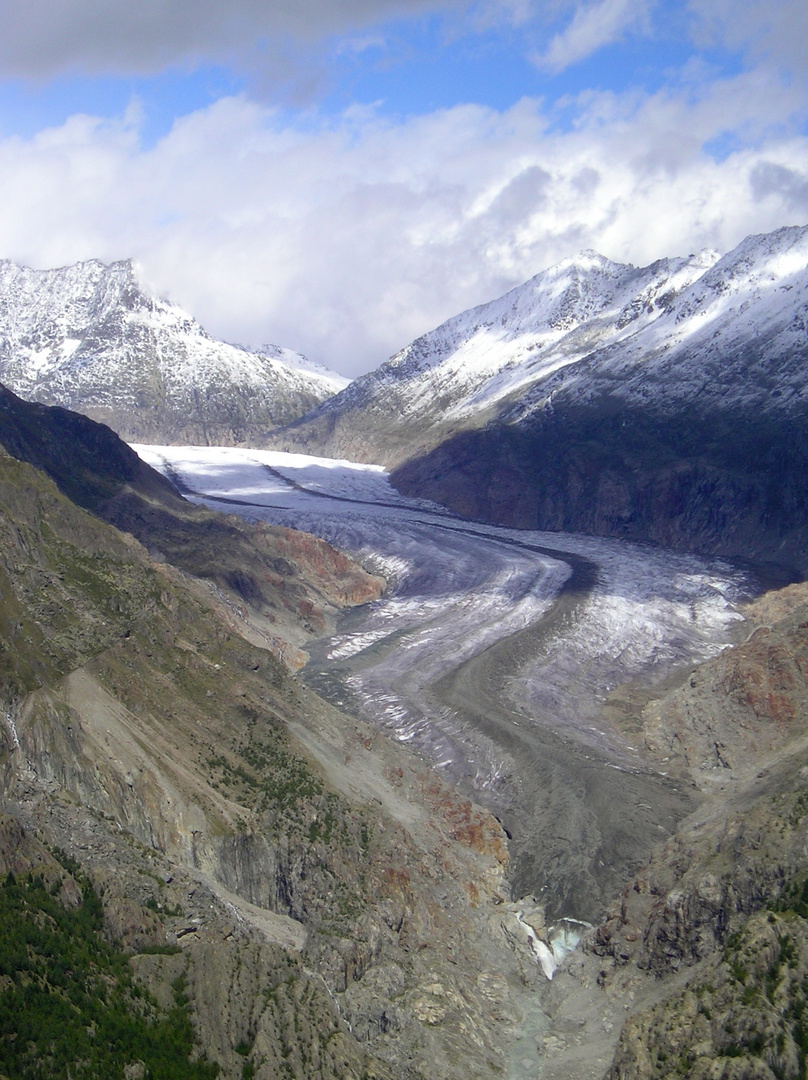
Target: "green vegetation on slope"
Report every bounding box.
[0,867,218,1080]
[610,904,808,1079]
[0,447,162,701]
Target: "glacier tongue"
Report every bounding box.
[136,442,752,920]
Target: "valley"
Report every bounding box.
[2,221,808,1079]
[136,445,759,924]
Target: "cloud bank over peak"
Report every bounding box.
[1,71,804,378]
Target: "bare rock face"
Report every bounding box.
[607,909,808,1080]
[0,813,83,908]
[523,581,808,1080]
[595,581,808,1005]
[589,789,802,979]
[133,943,393,1080]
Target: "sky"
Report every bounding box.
[0,0,806,377]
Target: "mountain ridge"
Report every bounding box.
[270,244,723,464]
[268,223,808,570]
[0,257,347,445]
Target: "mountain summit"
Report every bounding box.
[0,258,348,444]
[272,245,721,463]
[275,224,808,568]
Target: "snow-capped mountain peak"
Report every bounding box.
[273,224,807,474]
[0,257,346,444]
[369,245,720,423]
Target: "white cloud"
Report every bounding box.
[533,0,654,73]
[0,68,806,377]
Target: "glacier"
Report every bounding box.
[135,443,754,921]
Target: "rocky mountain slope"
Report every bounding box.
[275,224,808,570]
[0,258,347,444]
[4,388,808,1076]
[525,576,808,1079]
[0,397,541,1079]
[0,382,379,666]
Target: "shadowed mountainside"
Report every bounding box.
[391,401,808,573]
[0,382,384,664]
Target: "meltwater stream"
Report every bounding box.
[136,445,754,924]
